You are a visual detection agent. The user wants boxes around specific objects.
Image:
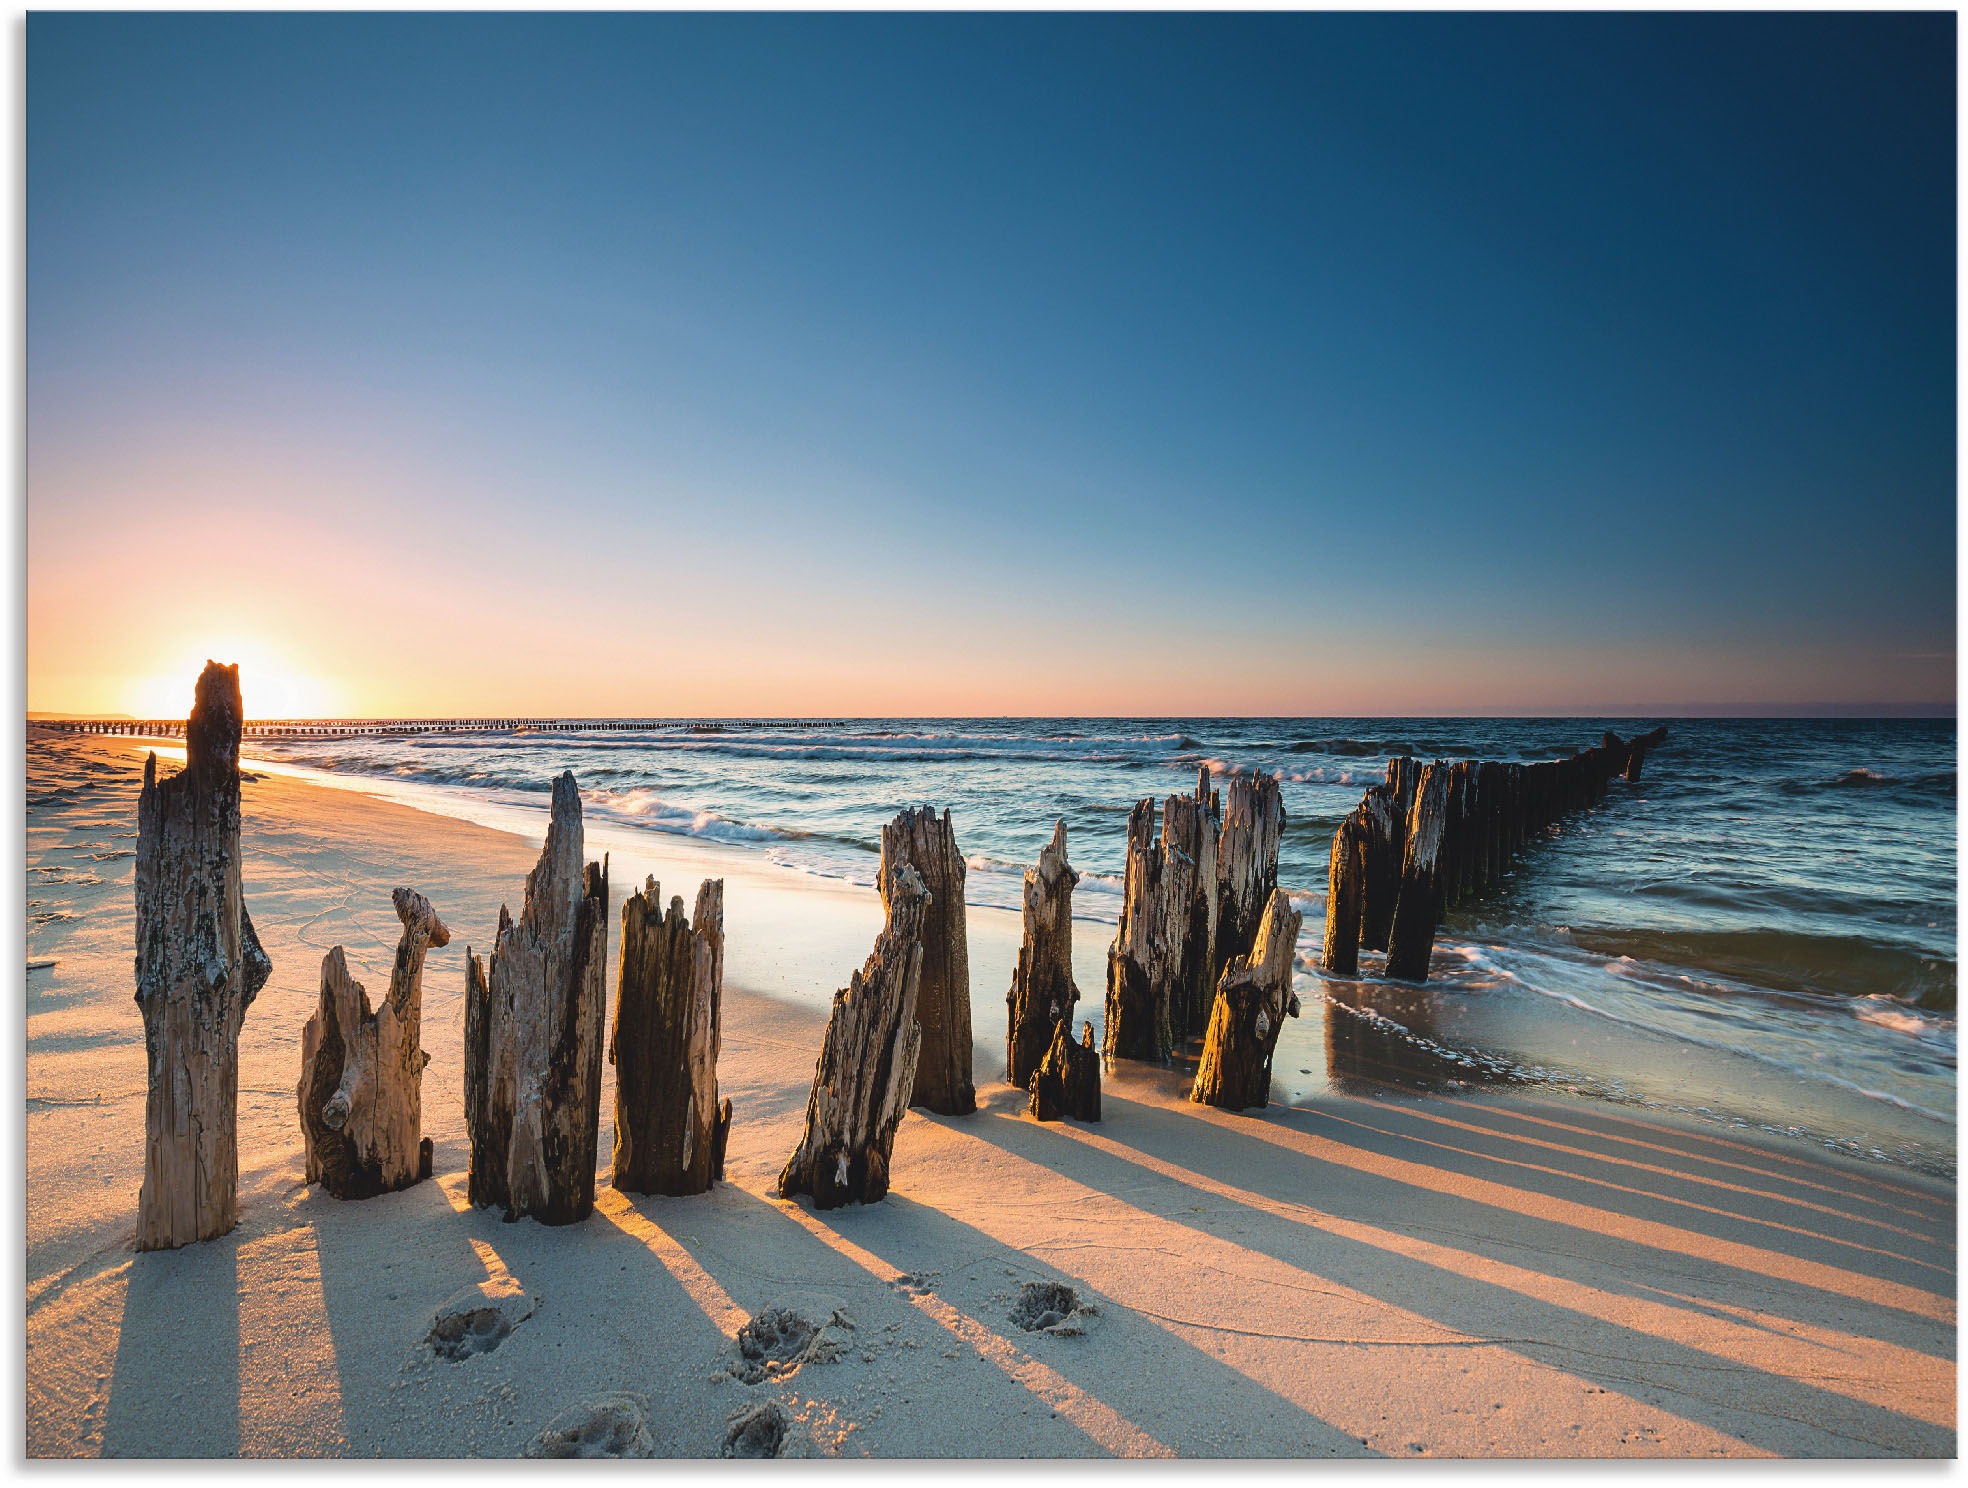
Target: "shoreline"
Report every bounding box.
[25,729,1957,1457]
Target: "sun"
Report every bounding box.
[129,638,345,721]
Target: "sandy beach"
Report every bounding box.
[24,727,1956,1458]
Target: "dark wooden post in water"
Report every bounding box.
[1321,809,1366,977]
[1215,771,1285,985]
[464,772,610,1225]
[880,808,975,1115]
[1384,764,1451,981]
[778,862,929,1210]
[610,878,729,1197]
[134,661,272,1250]
[1104,768,1220,1064]
[1006,820,1079,1091]
[298,888,449,1200]
[1192,889,1302,1111]
[1027,1020,1100,1123]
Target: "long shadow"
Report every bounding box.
[102,1235,242,1457]
[1418,1097,1957,1242]
[1179,1096,1956,1336]
[949,1098,1953,1458]
[698,1181,1375,1458]
[1296,1098,1956,1288]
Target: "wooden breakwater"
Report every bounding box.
[1322,727,1668,983]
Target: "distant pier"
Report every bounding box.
[38,717,842,740]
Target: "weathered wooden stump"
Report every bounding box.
[1104,768,1220,1063]
[1192,889,1303,1111]
[881,808,975,1116]
[134,662,272,1250]
[464,772,609,1225]
[1027,1020,1100,1123]
[1215,771,1285,983]
[1357,781,1406,953]
[610,877,728,1197]
[298,887,449,1199]
[1006,820,1079,1090]
[778,862,929,1210]
[1320,808,1366,976]
[1383,763,1450,982]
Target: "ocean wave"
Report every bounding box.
[1290,737,1416,758]
[586,787,796,844]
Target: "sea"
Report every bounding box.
[240,717,1958,1177]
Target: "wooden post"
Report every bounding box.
[1214,770,1284,985]
[1357,783,1405,952]
[1383,763,1450,982]
[464,772,609,1225]
[134,661,272,1250]
[778,861,929,1210]
[1320,809,1365,976]
[1191,889,1303,1111]
[1006,820,1079,1092]
[880,808,975,1116]
[1104,770,1220,1063]
[610,877,728,1197]
[298,887,449,1199]
[1027,1020,1101,1123]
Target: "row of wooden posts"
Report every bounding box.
[1320,726,1669,982]
[131,664,1302,1249]
[57,716,838,740]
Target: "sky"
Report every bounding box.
[26,12,1957,719]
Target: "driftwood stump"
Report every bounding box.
[611,877,729,1197]
[778,863,929,1210]
[1215,771,1284,982]
[134,661,272,1251]
[464,772,610,1225]
[1104,768,1220,1063]
[1027,1020,1100,1123]
[880,808,975,1115]
[1192,889,1303,1111]
[298,888,450,1199]
[1006,820,1079,1091]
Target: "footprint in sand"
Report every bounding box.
[524,1393,653,1457]
[1008,1281,1099,1337]
[425,1278,534,1362]
[721,1400,794,1458]
[726,1297,855,1385]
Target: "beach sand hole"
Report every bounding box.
[722,1400,791,1458]
[1009,1281,1096,1335]
[731,1298,852,1383]
[524,1393,653,1458]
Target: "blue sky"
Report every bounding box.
[27,12,1956,716]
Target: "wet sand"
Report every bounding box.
[24,729,1956,1457]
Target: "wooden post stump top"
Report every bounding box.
[1027,1019,1100,1124]
[1192,888,1302,1112]
[135,660,272,1251]
[881,807,975,1116]
[1216,770,1285,984]
[464,771,610,1226]
[298,887,450,1200]
[778,861,930,1211]
[611,876,728,1197]
[1007,819,1079,1091]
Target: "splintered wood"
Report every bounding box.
[1192,889,1302,1111]
[779,861,929,1209]
[464,771,609,1224]
[1006,819,1080,1091]
[298,887,450,1199]
[880,807,975,1115]
[611,877,729,1196]
[1104,767,1220,1064]
[134,660,272,1250]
